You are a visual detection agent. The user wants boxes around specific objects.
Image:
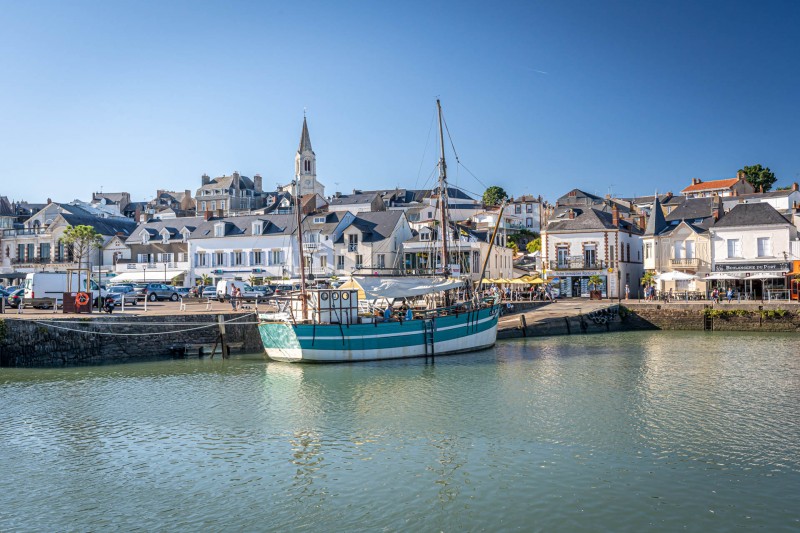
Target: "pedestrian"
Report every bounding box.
[711,287,719,303]
[229,283,237,310]
[624,284,630,300]
[384,306,392,322]
[726,287,733,303]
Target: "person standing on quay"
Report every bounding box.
[625,284,630,300]
[726,287,734,303]
[229,283,237,311]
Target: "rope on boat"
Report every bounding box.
[21,313,260,337]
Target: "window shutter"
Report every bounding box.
[249,251,254,266]
[229,252,235,266]
[193,253,198,266]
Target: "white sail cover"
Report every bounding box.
[352,276,464,299]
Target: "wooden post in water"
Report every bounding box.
[218,314,229,359]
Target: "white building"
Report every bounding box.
[542,205,643,298]
[331,211,413,275]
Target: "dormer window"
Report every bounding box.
[252,221,263,235]
[313,216,325,224]
[140,230,150,244]
[160,230,169,244]
[420,231,430,241]
[214,223,225,238]
[180,229,190,242]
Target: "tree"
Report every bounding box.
[200,274,212,286]
[526,238,541,254]
[507,241,519,254]
[739,164,777,192]
[482,186,508,207]
[641,271,656,287]
[588,275,603,290]
[59,225,103,291]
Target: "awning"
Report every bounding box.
[705,272,744,280]
[655,271,697,281]
[747,272,785,279]
[111,270,186,283]
[352,276,464,299]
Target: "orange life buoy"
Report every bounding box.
[75,292,90,307]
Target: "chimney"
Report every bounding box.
[713,207,720,221]
[335,191,341,198]
[664,192,672,201]
[568,209,575,220]
[733,189,738,196]
[253,174,262,192]
[737,170,746,180]
[204,210,213,221]
[638,214,646,229]
[612,204,619,226]
[692,178,700,185]
[46,197,51,204]
[217,209,224,218]
[201,173,210,185]
[793,182,799,192]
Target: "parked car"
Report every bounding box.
[5,288,23,309]
[253,285,274,297]
[106,285,138,305]
[200,286,218,299]
[274,284,300,295]
[173,287,191,298]
[133,283,181,302]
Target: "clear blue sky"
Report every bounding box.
[1,0,798,204]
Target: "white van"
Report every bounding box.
[215,280,260,302]
[23,272,106,307]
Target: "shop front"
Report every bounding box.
[709,261,792,300]
[550,270,607,298]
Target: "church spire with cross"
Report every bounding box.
[294,113,324,198]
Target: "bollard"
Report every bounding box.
[120,295,125,314]
[144,295,148,313]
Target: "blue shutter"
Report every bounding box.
[249,251,254,266]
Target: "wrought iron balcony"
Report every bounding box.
[347,243,359,252]
[302,242,320,252]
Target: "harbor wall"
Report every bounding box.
[622,303,800,332]
[0,313,262,367]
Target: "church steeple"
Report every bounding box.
[298,115,314,154]
[294,114,324,197]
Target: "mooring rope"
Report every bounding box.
[22,313,261,337]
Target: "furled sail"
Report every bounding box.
[352,276,464,299]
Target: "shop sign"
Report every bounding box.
[714,262,790,273]
[560,270,603,277]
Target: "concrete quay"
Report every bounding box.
[497,300,626,339]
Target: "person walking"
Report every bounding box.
[726,287,734,303]
[624,284,630,300]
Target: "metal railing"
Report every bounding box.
[347,243,359,252]
[669,257,701,268]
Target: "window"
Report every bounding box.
[526,204,533,213]
[141,230,150,244]
[348,234,358,252]
[515,205,522,214]
[526,217,533,227]
[162,232,169,244]
[584,246,596,267]
[376,254,385,268]
[609,245,615,265]
[313,216,325,223]
[220,200,226,211]
[252,221,262,235]
[214,252,225,266]
[253,251,263,265]
[211,201,217,211]
[556,246,568,267]
[356,254,363,268]
[270,249,282,265]
[214,224,225,237]
[674,242,684,259]
[757,237,771,257]
[626,243,631,262]
[233,252,244,266]
[727,239,741,258]
[685,241,695,259]
[201,201,207,211]
[420,231,430,241]
[319,256,325,268]
[336,255,345,270]
[196,253,207,266]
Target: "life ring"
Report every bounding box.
[75,292,90,307]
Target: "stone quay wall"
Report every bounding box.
[622,303,800,332]
[0,313,263,367]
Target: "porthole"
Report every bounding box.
[320,292,329,301]
[332,292,339,300]
[341,292,349,300]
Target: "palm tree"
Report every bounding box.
[641,271,655,287]
[588,274,603,298]
[200,273,212,286]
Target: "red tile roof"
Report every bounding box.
[681,178,739,193]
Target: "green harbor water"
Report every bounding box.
[1,331,798,532]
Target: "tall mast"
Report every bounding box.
[294,180,308,320]
[436,99,449,275]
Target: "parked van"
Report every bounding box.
[215,280,261,302]
[23,272,106,307]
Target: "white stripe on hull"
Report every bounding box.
[265,323,498,363]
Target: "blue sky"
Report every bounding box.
[1,0,798,204]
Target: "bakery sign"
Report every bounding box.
[714,262,790,273]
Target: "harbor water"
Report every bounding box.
[1,331,798,531]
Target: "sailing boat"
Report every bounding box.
[258,101,501,362]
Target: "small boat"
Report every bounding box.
[258,100,502,363]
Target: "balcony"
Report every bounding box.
[2,227,48,237]
[669,257,701,269]
[549,258,606,271]
[116,261,189,273]
[302,242,320,252]
[347,243,359,252]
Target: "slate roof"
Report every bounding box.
[125,217,205,244]
[338,211,404,243]
[644,196,667,236]
[0,196,14,217]
[556,189,604,206]
[546,208,641,234]
[664,197,719,222]
[712,202,792,228]
[198,174,255,192]
[329,192,380,206]
[190,214,299,239]
[60,213,138,236]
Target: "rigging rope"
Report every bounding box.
[21,313,260,337]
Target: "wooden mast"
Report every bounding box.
[294,179,308,320]
[436,99,449,276]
